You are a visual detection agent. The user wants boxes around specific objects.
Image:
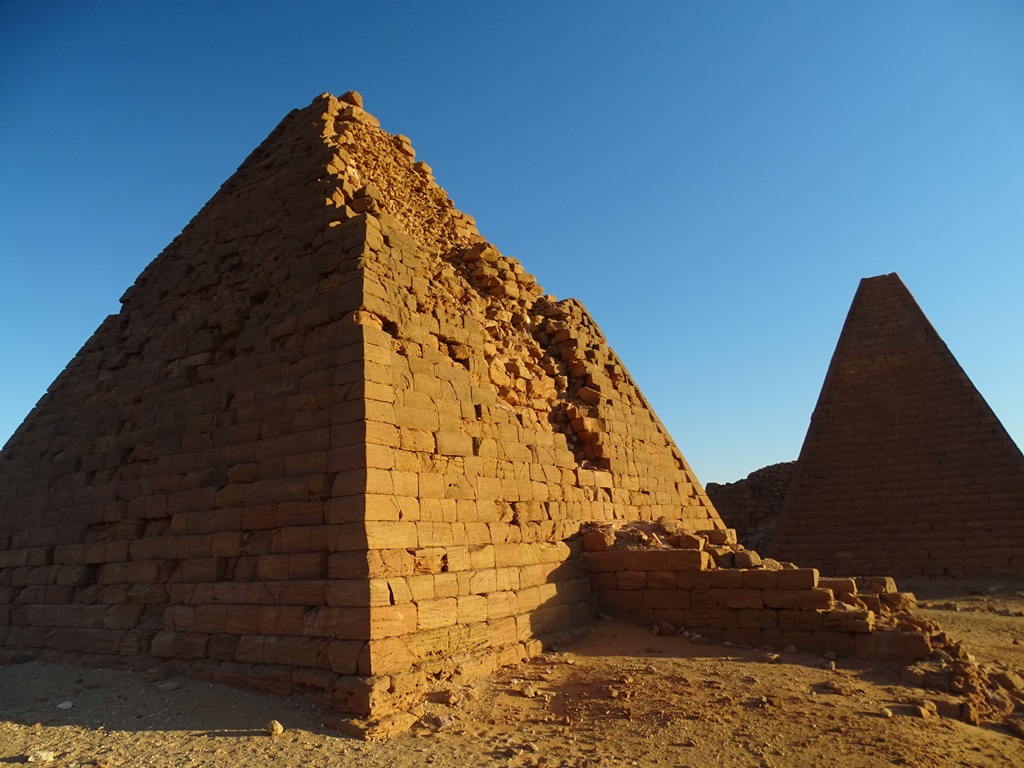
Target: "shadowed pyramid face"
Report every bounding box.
[0,92,720,715]
[769,273,1024,578]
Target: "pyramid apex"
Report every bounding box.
[860,272,900,284]
[310,90,365,113]
[338,90,364,108]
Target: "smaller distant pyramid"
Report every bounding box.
[770,273,1024,577]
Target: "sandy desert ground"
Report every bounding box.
[2,577,1023,768]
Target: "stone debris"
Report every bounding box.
[56,701,73,711]
[265,719,284,737]
[417,713,454,730]
[517,683,540,698]
[337,710,421,741]
[899,643,1024,730]
[26,751,56,763]
[433,688,464,706]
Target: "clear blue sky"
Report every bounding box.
[2,1,1022,485]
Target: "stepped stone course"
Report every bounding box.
[581,520,936,662]
[0,92,720,717]
[770,273,1024,577]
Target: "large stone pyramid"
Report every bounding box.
[770,273,1024,577]
[0,92,721,715]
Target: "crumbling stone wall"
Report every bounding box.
[770,274,1024,577]
[582,521,936,661]
[0,92,720,717]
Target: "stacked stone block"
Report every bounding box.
[583,523,934,661]
[0,92,722,717]
[770,274,1024,577]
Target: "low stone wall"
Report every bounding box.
[582,522,934,661]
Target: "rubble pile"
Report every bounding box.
[901,644,1024,733]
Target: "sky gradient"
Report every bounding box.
[2,1,1022,485]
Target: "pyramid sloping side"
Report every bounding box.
[0,98,383,701]
[769,273,1024,577]
[0,93,721,712]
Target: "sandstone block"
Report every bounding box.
[818,577,857,596]
[457,595,488,624]
[643,589,689,610]
[582,528,616,552]
[260,606,311,636]
[708,570,744,589]
[365,521,417,549]
[880,592,917,613]
[822,609,875,633]
[692,587,764,610]
[733,550,762,569]
[487,616,518,647]
[763,588,834,611]
[777,609,824,631]
[702,529,738,546]
[855,576,898,594]
[618,548,667,573]
[436,432,473,457]
[487,591,518,620]
[326,580,372,607]
[616,571,648,590]
[646,570,678,589]
[365,636,415,676]
[664,549,708,571]
[737,609,779,629]
[369,604,417,639]
[417,598,458,631]
[677,571,711,589]
[741,570,778,589]
[855,630,931,660]
[775,569,819,590]
[814,630,857,657]
[584,550,623,572]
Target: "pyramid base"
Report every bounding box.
[0,625,592,721]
